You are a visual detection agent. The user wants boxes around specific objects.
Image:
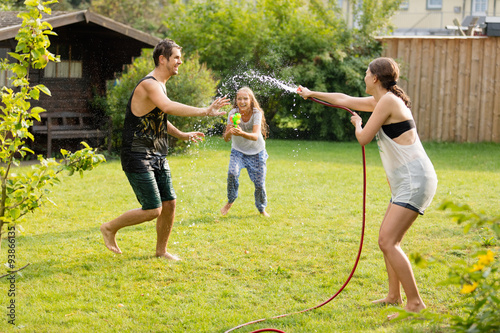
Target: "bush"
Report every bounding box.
[106,49,221,153]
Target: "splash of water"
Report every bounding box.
[219,69,298,97]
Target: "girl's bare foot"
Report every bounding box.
[156,252,181,261]
[221,202,233,216]
[372,297,403,306]
[260,211,270,217]
[100,224,122,254]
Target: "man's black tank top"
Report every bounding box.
[121,76,169,173]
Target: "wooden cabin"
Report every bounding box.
[0,10,161,156]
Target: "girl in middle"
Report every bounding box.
[221,87,270,217]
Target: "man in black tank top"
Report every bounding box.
[100,39,230,260]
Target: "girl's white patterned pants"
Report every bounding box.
[226,149,268,213]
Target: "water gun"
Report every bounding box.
[229,112,241,126]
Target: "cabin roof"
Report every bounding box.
[0,10,161,46]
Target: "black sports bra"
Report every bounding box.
[382,119,415,139]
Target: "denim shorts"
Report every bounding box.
[125,166,176,210]
[391,200,423,215]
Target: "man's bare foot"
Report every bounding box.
[220,202,233,216]
[260,211,270,217]
[387,301,426,321]
[372,297,403,306]
[156,252,181,261]
[100,224,122,254]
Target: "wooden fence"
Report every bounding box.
[376,36,500,143]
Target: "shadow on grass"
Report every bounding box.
[1,226,188,282]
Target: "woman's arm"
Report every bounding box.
[351,96,394,146]
[297,86,377,112]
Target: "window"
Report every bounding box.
[44,44,82,79]
[0,68,14,88]
[472,0,488,15]
[45,60,82,78]
[427,0,442,10]
[400,0,409,10]
[0,48,14,87]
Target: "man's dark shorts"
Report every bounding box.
[125,165,176,210]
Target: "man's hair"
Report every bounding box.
[153,39,182,67]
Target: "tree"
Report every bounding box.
[162,0,398,140]
[1,0,19,10]
[0,0,105,262]
[90,0,171,36]
[351,0,401,36]
[89,0,400,141]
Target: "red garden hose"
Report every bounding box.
[224,98,367,333]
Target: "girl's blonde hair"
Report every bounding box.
[234,87,269,139]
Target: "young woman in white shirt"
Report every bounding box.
[298,57,437,319]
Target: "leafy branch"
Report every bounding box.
[0,0,105,277]
[391,200,499,332]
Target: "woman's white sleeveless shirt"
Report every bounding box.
[376,121,438,214]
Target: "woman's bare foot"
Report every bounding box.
[156,252,181,261]
[100,224,122,254]
[260,211,270,217]
[405,300,426,313]
[221,202,233,216]
[387,301,426,321]
[387,313,400,321]
[372,297,403,306]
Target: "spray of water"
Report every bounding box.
[219,69,298,98]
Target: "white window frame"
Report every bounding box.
[44,60,82,78]
[0,48,14,88]
[472,0,488,15]
[427,0,442,10]
[0,68,14,88]
[400,0,409,10]
[44,44,82,79]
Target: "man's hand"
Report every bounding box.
[183,131,205,143]
[205,96,231,116]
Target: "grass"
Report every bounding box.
[1,138,499,332]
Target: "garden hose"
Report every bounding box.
[224,98,367,333]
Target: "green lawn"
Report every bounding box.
[1,138,499,332]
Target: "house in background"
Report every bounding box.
[338,0,500,35]
[0,10,161,156]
